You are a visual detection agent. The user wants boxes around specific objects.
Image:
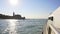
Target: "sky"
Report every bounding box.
[0,0,60,19]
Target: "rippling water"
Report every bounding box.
[0,19,47,34]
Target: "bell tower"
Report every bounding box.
[13,12,15,16]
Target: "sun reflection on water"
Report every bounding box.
[2,19,18,34]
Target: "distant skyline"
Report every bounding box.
[0,0,60,19]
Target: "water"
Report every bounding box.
[0,19,47,34]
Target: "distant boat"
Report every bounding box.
[43,7,60,34]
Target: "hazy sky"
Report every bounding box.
[0,0,60,19]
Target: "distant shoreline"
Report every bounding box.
[0,13,25,19]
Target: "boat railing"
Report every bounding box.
[43,20,60,34]
[49,23,60,34]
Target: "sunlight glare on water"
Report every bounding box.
[2,20,18,34]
